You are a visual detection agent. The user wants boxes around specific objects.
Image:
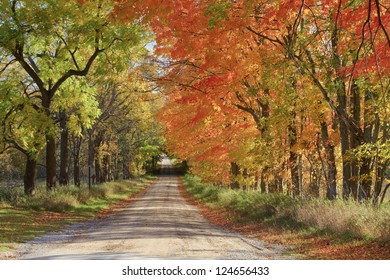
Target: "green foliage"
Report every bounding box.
[204,0,231,30]
[0,77,50,157]
[350,142,390,165]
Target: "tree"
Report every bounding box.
[0,75,49,194]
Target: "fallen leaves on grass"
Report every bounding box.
[34,212,72,224]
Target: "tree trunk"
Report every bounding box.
[122,162,131,179]
[74,152,81,187]
[358,158,372,201]
[335,83,354,199]
[24,156,37,195]
[46,134,56,190]
[275,173,283,193]
[230,162,240,189]
[373,123,388,204]
[71,135,82,187]
[288,116,300,197]
[59,110,69,185]
[42,92,56,190]
[260,172,267,193]
[321,122,337,199]
[73,145,81,187]
[309,168,320,198]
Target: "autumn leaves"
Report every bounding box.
[154,0,389,202]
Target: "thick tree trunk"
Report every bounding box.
[71,135,82,187]
[321,122,337,199]
[74,152,81,187]
[42,92,56,190]
[260,172,267,193]
[288,116,300,197]
[59,110,69,185]
[24,156,37,195]
[336,84,354,199]
[46,134,56,190]
[95,158,103,184]
[230,162,240,189]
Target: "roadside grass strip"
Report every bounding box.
[0,176,156,254]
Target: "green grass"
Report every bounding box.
[0,176,155,253]
[182,175,390,241]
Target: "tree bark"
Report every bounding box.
[46,134,56,190]
[59,110,69,185]
[288,116,300,197]
[73,138,81,187]
[321,122,337,199]
[24,156,37,195]
[335,82,354,199]
[260,172,267,193]
[230,162,240,189]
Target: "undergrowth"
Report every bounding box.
[182,175,390,241]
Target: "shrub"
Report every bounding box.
[22,191,79,212]
[0,186,25,206]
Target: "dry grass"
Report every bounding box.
[295,199,390,240]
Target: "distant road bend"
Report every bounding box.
[17,157,290,260]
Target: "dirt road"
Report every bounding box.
[16,158,290,260]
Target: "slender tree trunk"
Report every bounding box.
[59,110,69,185]
[24,156,37,195]
[380,184,390,204]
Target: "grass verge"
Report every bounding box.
[0,176,156,255]
[181,175,390,259]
